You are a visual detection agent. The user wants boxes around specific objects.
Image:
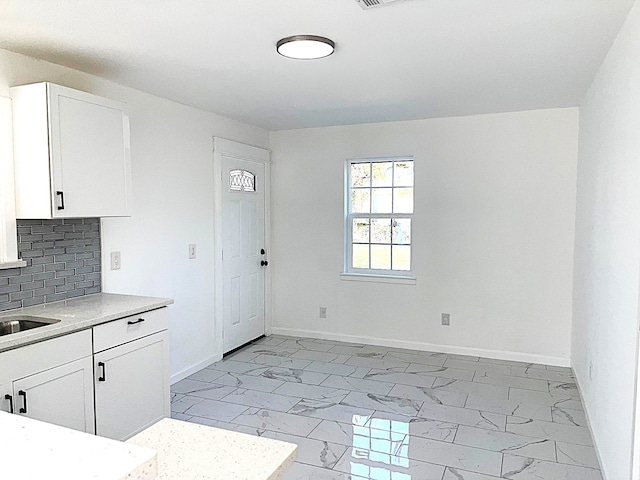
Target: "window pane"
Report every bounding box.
[371,245,391,269]
[371,218,391,244]
[392,219,411,244]
[392,245,411,270]
[351,163,371,187]
[393,188,413,213]
[352,244,369,269]
[372,162,393,187]
[371,188,392,213]
[394,161,413,187]
[353,218,370,243]
[351,188,370,213]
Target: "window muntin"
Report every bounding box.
[346,158,413,275]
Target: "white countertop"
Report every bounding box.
[0,293,173,352]
[0,412,158,480]
[128,419,298,480]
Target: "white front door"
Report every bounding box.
[219,148,267,353]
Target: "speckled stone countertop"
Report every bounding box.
[0,293,173,352]
[0,412,157,479]
[128,418,297,480]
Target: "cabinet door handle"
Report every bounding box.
[56,191,65,210]
[98,362,106,382]
[261,260,269,267]
[127,318,145,325]
[4,394,13,414]
[18,390,27,414]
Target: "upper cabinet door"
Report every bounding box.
[11,83,132,219]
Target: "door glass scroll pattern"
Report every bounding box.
[229,170,256,192]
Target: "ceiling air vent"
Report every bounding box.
[355,0,402,9]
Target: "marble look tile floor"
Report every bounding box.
[170,335,601,480]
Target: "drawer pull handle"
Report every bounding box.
[18,390,27,414]
[127,318,145,325]
[56,191,65,210]
[98,362,106,382]
[4,394,14,414]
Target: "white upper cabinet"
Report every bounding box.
[10,83,132,218]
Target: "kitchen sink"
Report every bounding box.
[0,316,61,336]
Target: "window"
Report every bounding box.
[345,157,413,277]
[229,169,256,192]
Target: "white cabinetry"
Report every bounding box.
[0,330,95,433]
[0,382,12,414]
[93,307,170,441]
[12,357,94,433]
[10,82,132,218]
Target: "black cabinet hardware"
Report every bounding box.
[4,394,13,414]
[260,248,266,255]
[98,362,106,382]
[261,260,269,267]
[56,191,65,210]
[127,318,145,325]
[18,390,27,414]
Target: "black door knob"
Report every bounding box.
[261,260,269,267]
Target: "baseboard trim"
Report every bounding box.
[573,370,608,478]
[270,327,571,367]
[170,354,221,385]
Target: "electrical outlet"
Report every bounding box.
[319,306,327,319]
[110,251,121,270]
[189,244,197,259]
[441,313,450,326]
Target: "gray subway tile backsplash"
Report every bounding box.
[0,218,101,312]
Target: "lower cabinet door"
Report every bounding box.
[1,382,13,414]
[94,331,169,441]
[12,356,95,433]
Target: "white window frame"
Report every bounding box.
[343,156,414,281]
[0,96,26,269]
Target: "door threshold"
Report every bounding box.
[223,334,266,357]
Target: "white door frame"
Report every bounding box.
[213,137,271,358]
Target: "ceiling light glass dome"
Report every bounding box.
[276,35,335,60]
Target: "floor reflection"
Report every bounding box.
[350,415,411,480]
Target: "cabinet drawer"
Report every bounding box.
[93,307,168,353]
[0,329,92,385]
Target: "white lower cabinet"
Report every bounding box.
[0,307,169,440]
[93,307,170,441]
[12,356,95,433]
[0,329,95,433]
[0,382,12,414]
[94,331,169,440]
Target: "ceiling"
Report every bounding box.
[0,0,634,130]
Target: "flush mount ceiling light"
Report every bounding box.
[276,35,335,60]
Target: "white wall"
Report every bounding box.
[270,108,578,365]
[572,2,640,479]
[0,48,270,381]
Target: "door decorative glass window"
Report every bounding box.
[229,170,256,192]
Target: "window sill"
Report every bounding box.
[340,273,416,285]
[0,259,27,270]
